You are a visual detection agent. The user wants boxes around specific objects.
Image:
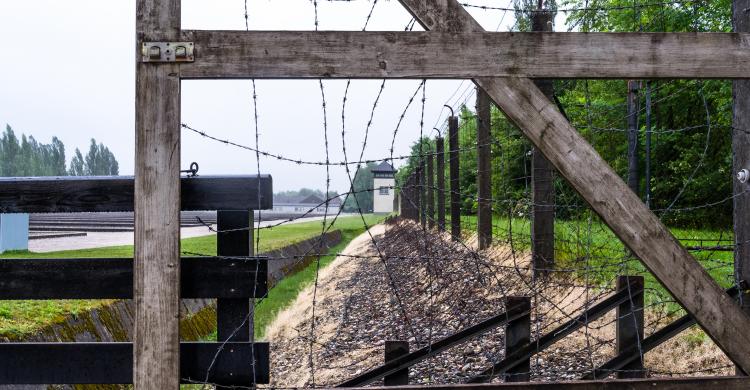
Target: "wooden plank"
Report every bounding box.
[0,342,269,385]
[476,88,492,250]
[0,175,273,213]
[0,257,267,299]
[216,210,255,358]
[397,0,750,373]
[135,0,181,387]
[335,377,750,390]
[180,30,750,79]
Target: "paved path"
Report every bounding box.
[29,216,328,253]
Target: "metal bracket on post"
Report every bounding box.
[141,42,195,63]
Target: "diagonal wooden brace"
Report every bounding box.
[397,0,750,372]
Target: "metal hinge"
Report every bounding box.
[141,42,194,63]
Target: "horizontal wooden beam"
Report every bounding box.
[0,175,273,213]
[180,30,750,79]
[334,377,750,390]
[0,342,269,385]
[0,257,268,299]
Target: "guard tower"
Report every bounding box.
[372,161,396,214]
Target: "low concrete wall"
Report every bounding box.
[266,230,343,287]
[2,230,343,389]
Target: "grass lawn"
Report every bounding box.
[455,214,733,312]
[0,214,384,339]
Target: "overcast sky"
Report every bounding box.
[0,0,555,194]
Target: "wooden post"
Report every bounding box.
[217,210,255,387]
[616,276,645,379]
[436,136,446,232]
[449,116,461,240]
[419,160,426,229]
[645,82,652,208]
[384,341,409,386]
[503,296,531,382]
[627,80,640,195]
[734,0,750,375]
[217,211,255,339]
[427,147,435,229]
[476,88,493,249]
[531,10,555,279]
[135,0,181,388]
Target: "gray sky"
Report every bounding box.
[0,0,542,193]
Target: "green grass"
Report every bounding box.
[456,214,733,312]
[0,215,384,339]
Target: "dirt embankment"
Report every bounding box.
[265,221,731,388]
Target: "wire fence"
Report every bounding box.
[168,0,743,388]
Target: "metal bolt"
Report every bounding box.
[148,45,161,59]
[738,169,750,183]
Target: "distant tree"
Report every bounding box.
[343,162,377,213]
[68,148,86,176]
[69,139,119,176]
[0,125,66,177]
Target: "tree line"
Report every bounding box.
[0,125,119,177]
[399,0,734,228]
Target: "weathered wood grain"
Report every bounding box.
[0,175,273,213]
[398,0,750,374]
[135,0,181,388]
[335,377,750,390]
[0,342,269,385]
[0,257,268,299]
[180,30,750,79]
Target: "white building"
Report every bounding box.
[272,194,341,215]
[372,162,396,214]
